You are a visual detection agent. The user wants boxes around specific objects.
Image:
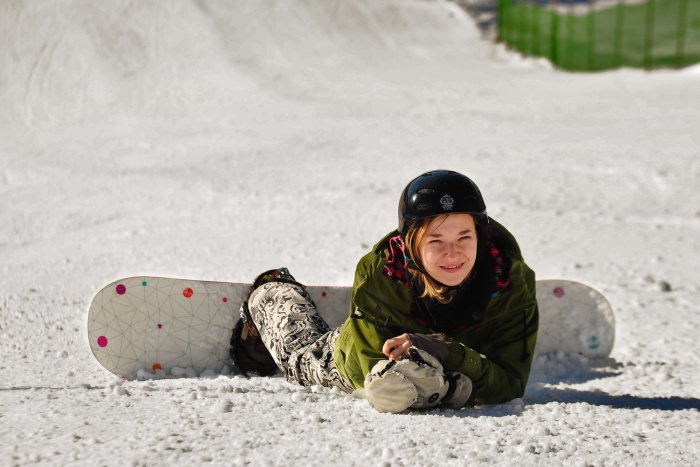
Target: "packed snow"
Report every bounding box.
[1,0,699,465]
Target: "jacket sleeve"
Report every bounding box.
[441,261,539,404]
[335,251,421,389]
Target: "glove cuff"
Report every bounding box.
[441,372,473,410]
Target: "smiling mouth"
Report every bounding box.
[440,263,464,273]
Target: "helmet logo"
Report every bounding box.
[440,193,454,211]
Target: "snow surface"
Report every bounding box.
[1,0,699,465]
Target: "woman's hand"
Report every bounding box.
[382,333,413,361]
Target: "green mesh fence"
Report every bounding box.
[498,0,700,71]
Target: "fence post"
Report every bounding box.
[587,0,596,71]
[551,0,560,67]
[497,0,506,43]
[504,0,512,47]
[520,0,529,56]
[613,0,626,68]
[676,0,689,68]
[532,0,541,57]
[643,0,656,69]
[565,0,574,69]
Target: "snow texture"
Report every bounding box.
[1,0,699,465]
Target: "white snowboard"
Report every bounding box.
[87,277,614,379]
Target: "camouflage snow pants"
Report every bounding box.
[247,281,354,393]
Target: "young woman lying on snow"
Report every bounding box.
[230,170,539,412]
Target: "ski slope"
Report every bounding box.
[1,0,699,465]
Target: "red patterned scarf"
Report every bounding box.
[382,234,511,292]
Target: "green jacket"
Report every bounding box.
[332,221,539,405]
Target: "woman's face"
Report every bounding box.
[417,213,478,287]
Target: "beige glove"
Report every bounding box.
[363,359,418,413]
[364,347,450,413]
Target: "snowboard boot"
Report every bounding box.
[229,268,302,376]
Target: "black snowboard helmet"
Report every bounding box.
[398,170,487,234]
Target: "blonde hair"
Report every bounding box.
[404,215,458,304]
